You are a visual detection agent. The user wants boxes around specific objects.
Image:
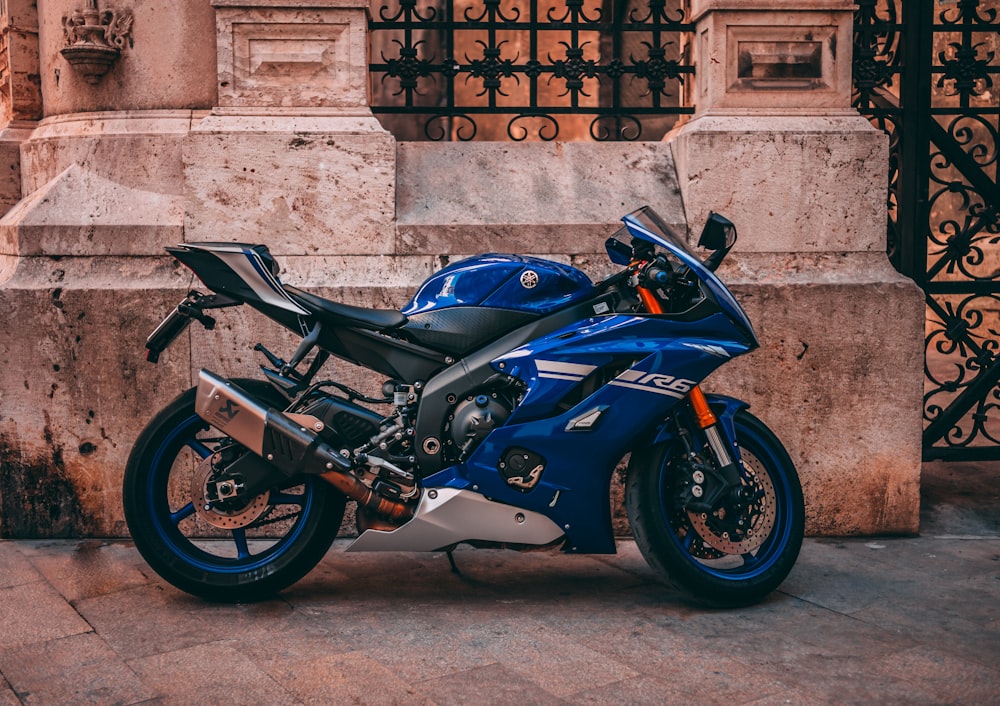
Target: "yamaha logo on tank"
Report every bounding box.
[520,270,539,289]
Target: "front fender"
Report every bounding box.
[653,393,749,458]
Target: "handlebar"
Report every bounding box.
[640,256,675,288]
[645,266,672,285]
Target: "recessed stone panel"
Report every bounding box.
[215,2,369,108]
[729,26,836,93]
[235,23,350,95]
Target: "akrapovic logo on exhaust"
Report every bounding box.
[609,370,695,398]
[209,399,241,428]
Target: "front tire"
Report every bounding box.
[626,410,804,607]
[123,381,345,602]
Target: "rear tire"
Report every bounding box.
[626,410,804,607]
[123,381,345,602]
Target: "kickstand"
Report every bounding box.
[446,549,462,576]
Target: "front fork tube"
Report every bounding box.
[685,386,744,512]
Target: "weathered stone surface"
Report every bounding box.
[1,1,42,123]
[0,163,184,256]
[710,256,924,534]
[213,0,371,110]
[0,124,32,214]
[688,0,856,113]
[0,0,924,541]
[18,111,191,198]
[0,256,190,537]
[183,113,396,255]
[397,142,685,255]
[0,1,41,212]
[664,105,922,534]
[668,114,889,253]
[38,0,217,114]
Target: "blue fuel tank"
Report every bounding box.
[402,254,594,316]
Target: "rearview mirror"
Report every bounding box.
[698,212,736,251]
[605,236,634,266]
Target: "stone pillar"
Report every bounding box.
[666,0,925,533]
[0,0,217,537]
[183,0,400,380]
[0,0,42,213]
[186,0,395,255]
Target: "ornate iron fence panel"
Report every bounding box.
[369,0,694,141]
[854,0,1000,460]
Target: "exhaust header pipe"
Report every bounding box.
[194,370,413,522]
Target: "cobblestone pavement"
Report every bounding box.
[0,460,998,705]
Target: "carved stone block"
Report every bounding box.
[213,1,370,109]
[689,1,854,113]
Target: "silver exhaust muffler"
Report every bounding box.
[195,369,353,476]
[194,370,414,522]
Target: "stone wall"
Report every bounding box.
[0,0,925,538]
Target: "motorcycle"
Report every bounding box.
[124,206,804,607]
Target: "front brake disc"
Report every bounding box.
[687,448,776,555]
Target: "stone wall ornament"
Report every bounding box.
[60,0,133,84]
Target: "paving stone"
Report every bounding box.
[578,623,793,704]
[571,674,723,705]
[0,581,91,650]
[259,649,434,706]
[0,674,19,706]
[0,541,42,588]
[413,663,566,705]
[355,614,498,682]
[0,632,153,705]
[877,644,1000,703]
[75,582,295,660]
[19,539,151,602]
[128,642,299,706]
[2,515,1000,706]
[468,617,639,698]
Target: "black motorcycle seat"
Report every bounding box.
[284,285,407,331]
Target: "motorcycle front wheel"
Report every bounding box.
[123,381,345,602]
[626,409,804,607]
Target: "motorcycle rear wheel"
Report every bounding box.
[123,381,345,602]
[626,409,804,607]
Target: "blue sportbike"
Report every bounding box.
[125,206,804,607]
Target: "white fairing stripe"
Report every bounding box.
[615,369,645,382]
[608,380,686,398]
[538,372,586,382]
[215,248,309,315]
[536,360,597,377]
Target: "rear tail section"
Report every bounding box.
[167,243,309,315]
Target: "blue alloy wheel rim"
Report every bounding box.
[660,423,793,582]
[147,414,314,574]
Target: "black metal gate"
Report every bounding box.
[854,0,1000,460]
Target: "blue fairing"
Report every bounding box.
[422,313,754,554]
[402,254,594,316]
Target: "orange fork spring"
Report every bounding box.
[637,286,662,314]
[688,384,718,429]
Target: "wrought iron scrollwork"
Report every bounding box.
[369,0,693,141]
[855,0,1000,459]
